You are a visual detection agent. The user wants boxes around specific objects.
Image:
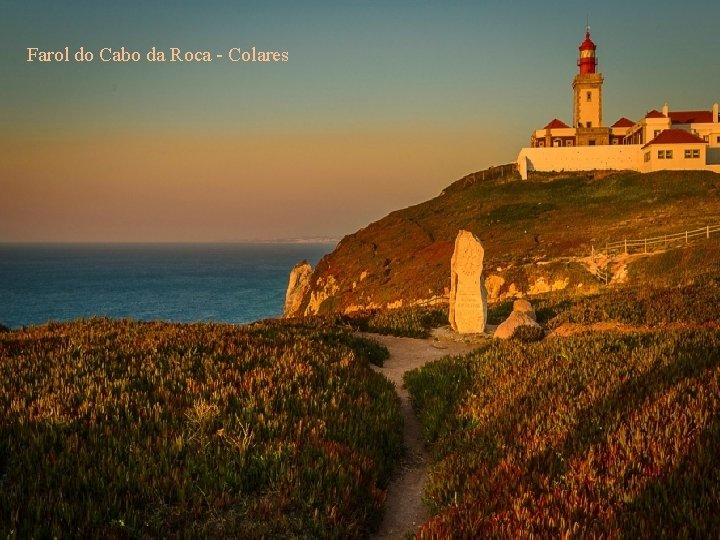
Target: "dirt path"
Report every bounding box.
[366,330,481,539]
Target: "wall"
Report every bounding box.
[646,143,706,172]
[516,145,643,179]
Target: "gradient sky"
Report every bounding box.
[2,0,719,242]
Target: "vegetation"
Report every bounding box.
[522,277,720,329]
[343,306,448,338]
[405,329,720,537]
[626,235,720,287]
[0,318,402,538]
[296,167,720,314]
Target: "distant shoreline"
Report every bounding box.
[0,240,340,246]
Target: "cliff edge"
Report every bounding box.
[284,167,720,317]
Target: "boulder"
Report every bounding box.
[283,260,313,317]
[512,298,536,320]
[494,306,542,340]
[449,230,487,333]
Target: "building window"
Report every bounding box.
[589,139,596,145]
[658,150,664,159]
[666,150,673,159]
[587,122,592,128]
[612,138,619,145]
[539,141,545,147]
[565,140,573,147]
[716,136,720,143]
[587,91,592,102]
[704,135,710,142]
[644,152,651,162]
[685,149,692,158]
[693,149,700,158]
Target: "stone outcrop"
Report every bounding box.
[304,275,339,316]
[512,298,535,319]
[485,274,505,302]
[282,261,313,317]
[449,230,487,333]
[494,298,542,339]
[528,276,570,295]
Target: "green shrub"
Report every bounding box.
[542,279,720,328]
[510,324,545,342]
[344,306,449,338]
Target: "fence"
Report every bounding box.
[597,224,720,257]
[589,223,719,285]
[594,265,611,285]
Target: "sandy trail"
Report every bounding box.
[366,330,481,539]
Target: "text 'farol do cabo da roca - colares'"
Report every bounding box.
[26,46,289,63]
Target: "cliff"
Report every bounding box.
[285,167,720,317]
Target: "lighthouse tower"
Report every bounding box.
[572,25,608,145]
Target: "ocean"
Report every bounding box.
[0,243,334,329]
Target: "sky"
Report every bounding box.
[2,0,719,242]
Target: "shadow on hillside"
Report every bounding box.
[615,414,720,537]
[552,332,720,470]
[447,332,720,490]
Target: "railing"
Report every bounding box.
[589,223,719,285]
[594,265,611,285]
[599,224,720,256]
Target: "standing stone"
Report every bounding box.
[283,260,313,317]
[449,230,488,333]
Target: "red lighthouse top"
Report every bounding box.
[577,27,597,74]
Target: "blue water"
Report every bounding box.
[0,244,333,329]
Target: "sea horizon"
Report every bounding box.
[0,243,334,329]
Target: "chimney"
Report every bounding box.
[713,102,719,123]
[662,102,669,117]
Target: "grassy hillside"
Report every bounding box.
[405,327,720,537]
[293,168,720,315]
[0,318,401,538]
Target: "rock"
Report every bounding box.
[304,275,339,316]
[282,260,313,317]
[449,230,488,333]
[528,277,569,295]
[494,309,542,340]
[485,274,505,302]
[513,298,536,320]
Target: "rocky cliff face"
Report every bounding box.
[282,261,313,317]
[282,168,720,316]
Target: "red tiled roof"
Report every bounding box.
[642,128,706,149]
[645,109,666,119]
[668,110,714,124]
[543,118,570,129]
[611,117,635,128]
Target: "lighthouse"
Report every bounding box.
[572,25,608,145]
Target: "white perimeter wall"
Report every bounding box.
[517,145,643,179]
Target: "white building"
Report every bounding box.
[517,27,720,179]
